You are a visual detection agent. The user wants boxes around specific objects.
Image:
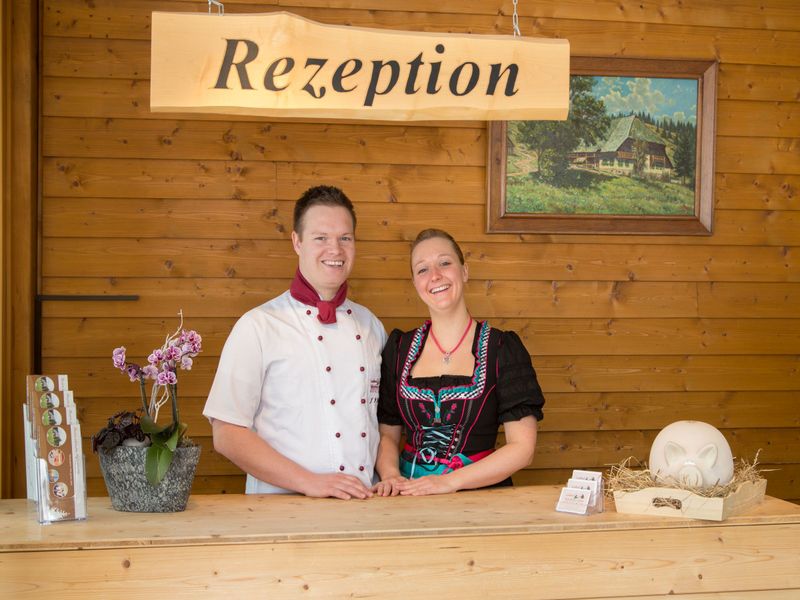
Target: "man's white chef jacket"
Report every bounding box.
[203,291,387,494]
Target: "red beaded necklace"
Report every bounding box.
[429,318,473,364]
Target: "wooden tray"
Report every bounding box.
[613,478,767,521]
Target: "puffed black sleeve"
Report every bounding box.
[496,330,545,423]
[377,329,404,426]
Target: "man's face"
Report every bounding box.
[291,205,356,300]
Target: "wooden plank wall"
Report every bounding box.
[4,0,37,499]
[36,0,800,501]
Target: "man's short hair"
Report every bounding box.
[293,186,357,236]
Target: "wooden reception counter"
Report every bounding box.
[2,486,799,599]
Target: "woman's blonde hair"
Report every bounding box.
[410,229,465,268]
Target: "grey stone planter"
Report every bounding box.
[98,445,201,512]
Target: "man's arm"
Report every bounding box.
[211,419,372,499]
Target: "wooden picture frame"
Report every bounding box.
[487,57,717,235]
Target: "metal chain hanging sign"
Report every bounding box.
[150,10,569,121]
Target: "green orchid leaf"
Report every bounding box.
[151,422,178,446]
[140,414,169,435]
[145,444,174,486]
[164,422,183,452]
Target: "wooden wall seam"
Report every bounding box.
[1,0,7,497]
[3,0,37,499]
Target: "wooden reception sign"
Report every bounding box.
[150,11,569,121]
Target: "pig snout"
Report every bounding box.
[677,464,703,487]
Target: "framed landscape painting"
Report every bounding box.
[487,57,717,235]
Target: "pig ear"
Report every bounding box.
[696,443,718,469]
[664,441,686,466]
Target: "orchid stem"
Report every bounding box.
[138,375,149,416]
[170,383,179,425]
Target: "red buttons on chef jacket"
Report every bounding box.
[359,366,365,372]
[361,398,366,404]
[335,432,341,438]
[306,310,311,315]
[361,432,366,438]
[356,334,361,340]
[358,466,365,471]
[317,335,323,341]
[347,309,352,314]
[339,465,345,471]
[326,366,331,372]
[330,399,336,405]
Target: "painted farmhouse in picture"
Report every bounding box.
[570,115,673,177]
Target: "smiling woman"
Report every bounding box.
[372,229,546,497]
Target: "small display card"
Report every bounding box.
[556,487,592,514]
[555,469,605,515]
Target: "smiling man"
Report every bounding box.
[204,186,387,498]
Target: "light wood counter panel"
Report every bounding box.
[1,486,799,599]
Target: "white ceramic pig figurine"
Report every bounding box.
[649,421,734,489]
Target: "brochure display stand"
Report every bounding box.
[555,469,605,515]
[23,374,87,524]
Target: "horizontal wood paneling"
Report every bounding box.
[85,474,246,496]
[37,278,800,319]
[43,0,800,33]
[40,77,800,138]
[42,159,484,203]
[697,282,800,317]
[716,136,800,175]
[72,391,800,435]
[42,1,800,67]
[39,237,800,280]
[42,159,799,211]
[718,64,800,101]
[717,100,800,137]
[39,317,800,357]
[535,354,799,392]
[41,117,487,165]
[37,0,800,501]
[40,199,800,246]
[79,430,800,480]
[716,174,799,211]
[42,354,800,396]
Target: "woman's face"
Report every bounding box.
[411,236,468,313]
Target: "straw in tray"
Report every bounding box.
[606,451,767,499]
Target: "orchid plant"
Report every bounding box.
[98,312,202,486]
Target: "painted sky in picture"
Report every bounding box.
[590,76,698,124]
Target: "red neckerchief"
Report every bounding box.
[289,269,347,324]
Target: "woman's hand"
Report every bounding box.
[395,474,456,496]
[372,476,408,496]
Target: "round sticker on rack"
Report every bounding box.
[35,376,55,392]
[47,448,65,466]
[48,469,60,483]
[46,426,67,448]
[53,482,69,498]
[42,408,62,427]
[40,392,60,409]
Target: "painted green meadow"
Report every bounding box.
[506,168,694,215]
